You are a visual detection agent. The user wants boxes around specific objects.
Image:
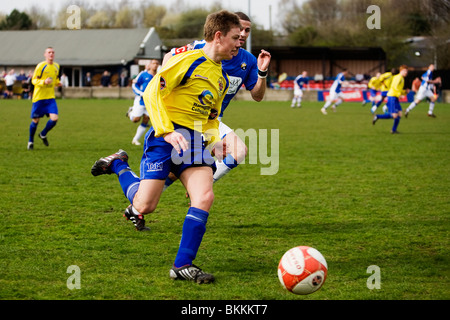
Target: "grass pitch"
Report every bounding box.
[0,98,449,301]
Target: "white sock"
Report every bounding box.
[428,102,435,114]
[213,161,232,182]
[407,102,416,112]
[133,124,148,142]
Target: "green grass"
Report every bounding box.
[0,98,449,300]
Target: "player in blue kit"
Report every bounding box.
[127,59,159,145]
[291,71,309,108]
[321,69,348,115]
[405,64,440,118]
[163,12,271,187]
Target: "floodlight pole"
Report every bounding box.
[247,0,252,54]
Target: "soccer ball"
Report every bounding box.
[277,246,328,295]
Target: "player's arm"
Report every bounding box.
[132,72,144,96]
[250,49,271,102]
[31,64,47,87]
[143,54,187,138]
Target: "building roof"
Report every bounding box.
[0,28,162,67]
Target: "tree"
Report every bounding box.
[142,4,167,27]
[0,9,32,30]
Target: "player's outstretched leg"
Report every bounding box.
[91,149,129,176]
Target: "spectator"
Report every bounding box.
[118,71,129,87]
[21,70,33,99]
[4,69,17,99]
[60,73,69,87]
[84,72,92,87]
[101,71,111,87]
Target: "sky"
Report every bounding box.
[0,0,287,31]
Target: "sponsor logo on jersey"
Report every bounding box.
[198,90,214,106]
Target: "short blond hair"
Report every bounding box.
[203,10,241,42]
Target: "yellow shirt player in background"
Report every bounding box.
[372,65,408,134]
[28,47,61,150]
[91,10,242,284]
[363,72,381,109]
[371,68,397,113]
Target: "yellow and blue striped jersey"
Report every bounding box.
[144,49,229,148]
[387,73,406,98]
[379,72,393,92]
[31,61,60,102]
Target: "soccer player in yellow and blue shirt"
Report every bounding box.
[372,65,408,134]
[28,47,61,150]
[371,68,396,114]
[363,72,380,110]
[91,10,242,284]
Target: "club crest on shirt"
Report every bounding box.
[218,78,224,93]
[241,62,247,70]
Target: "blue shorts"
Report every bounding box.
[387,96,402,114]
[370,89,377,97]
[140,124,215,180]
[31,99,58,119]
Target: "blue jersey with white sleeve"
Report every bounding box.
[420,70,433,90]
[330,72,345,93]
[170,40,258,118]
[132,70,154,106]
[294,75,308,89]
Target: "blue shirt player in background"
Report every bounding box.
[127,59,159,145]
[405,64,441,118]
[321,69,348,115]
[163,11,271,187]
[291,71,309,108]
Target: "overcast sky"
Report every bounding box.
[0,0,290,31]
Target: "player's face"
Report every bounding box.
[239,19,252,46]
[220,27,241,60]
[149,60,159,72]
[45,48,55,62]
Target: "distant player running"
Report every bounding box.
[291,71,309,108]
[363,72,381,110]
[321,69,348,114]
[127,59,159,145]
[405,64,441,118]
[372,65,408,134]
[27,47,62,150]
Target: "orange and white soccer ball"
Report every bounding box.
[278,246,328,295]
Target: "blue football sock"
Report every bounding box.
[29,121,38,142]
[174,207,209,268]
[40,119,57,137]
[392,117,400,132]
[111,159,140,204]
[376,114,392,119]
[223,154,238,169]
[164,177,175,189]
